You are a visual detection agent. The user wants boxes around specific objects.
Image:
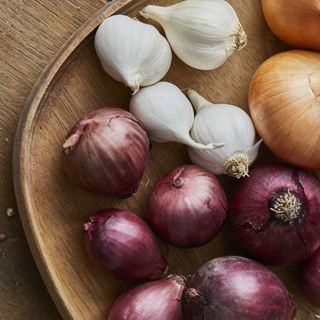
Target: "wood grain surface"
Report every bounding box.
[3,0,320,319]
[11,1,320,320]
[0,1,109,319]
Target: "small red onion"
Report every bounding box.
[147,165,227,247]
[183,256,296,320]
[108,275,185,320]
[84,208,167,281]
[63,108,149,196]
[228,164,320,266]
[298,246,320,307]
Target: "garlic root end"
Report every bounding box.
[234,24,247,51]
[224,153,249,179]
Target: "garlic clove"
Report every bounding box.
[129,82,223,150]
[95,15,172,93]
[140,0,247,70]
[188,89,261,178]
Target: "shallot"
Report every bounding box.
[63,108,149,196]
[84,208,167,281]
[298,246,320,307]
[147,165,227,247]
[108,275,185,320]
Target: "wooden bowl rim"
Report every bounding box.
[12,1,137,319]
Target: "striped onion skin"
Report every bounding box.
[63,108,149,196]
[108,275,185,320]
[147,165,227,247]
[298,247,320,307]
[84,208,167,281]
[183,256,296,320]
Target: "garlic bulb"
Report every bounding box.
[95,15,172,93]
[129,82,223,150]
[188,90,262,178]
[140,0,247,71]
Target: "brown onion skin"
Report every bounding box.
[108,276,185,320]
[249,51,320,169]
[262,0,320,51]
[63,108,149,196]
[183,256,296,320]
[298,247,320,307]
[84,209,167,281]
[147,165,227,247]
[228,164,320,266]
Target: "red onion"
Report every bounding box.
[63,108,149,196]
[147,165,227,247]
[183,256,296,320]
[108,275,185,320]
[298,246,320,307]
[84,208,167,281]
[228,164,320,266]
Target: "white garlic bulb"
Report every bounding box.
[188,89,262,178]
[129,82,223,150]
[95,15,172,93]
[140,0,247,71]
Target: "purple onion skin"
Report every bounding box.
[63,108,149,196]
[228,164,320,266]
[299,246,320,307]
[147,165,227,247]
[108,276,185,320]
[84,209,167,281]
[183,256,296,320]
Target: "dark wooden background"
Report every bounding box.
[0,1,110,318]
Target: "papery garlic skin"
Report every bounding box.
[188,90,262,178]
[140,0,247,71]
[129,82,223,150]
[95,15,172,93]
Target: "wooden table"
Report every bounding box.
[0,1,109,318]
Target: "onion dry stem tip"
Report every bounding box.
[168,274,187,286]
[269,190,303,223]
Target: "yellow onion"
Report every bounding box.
[262,0,320,51]
[249,50,320,169]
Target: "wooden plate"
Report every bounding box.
[13,0,319,319]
